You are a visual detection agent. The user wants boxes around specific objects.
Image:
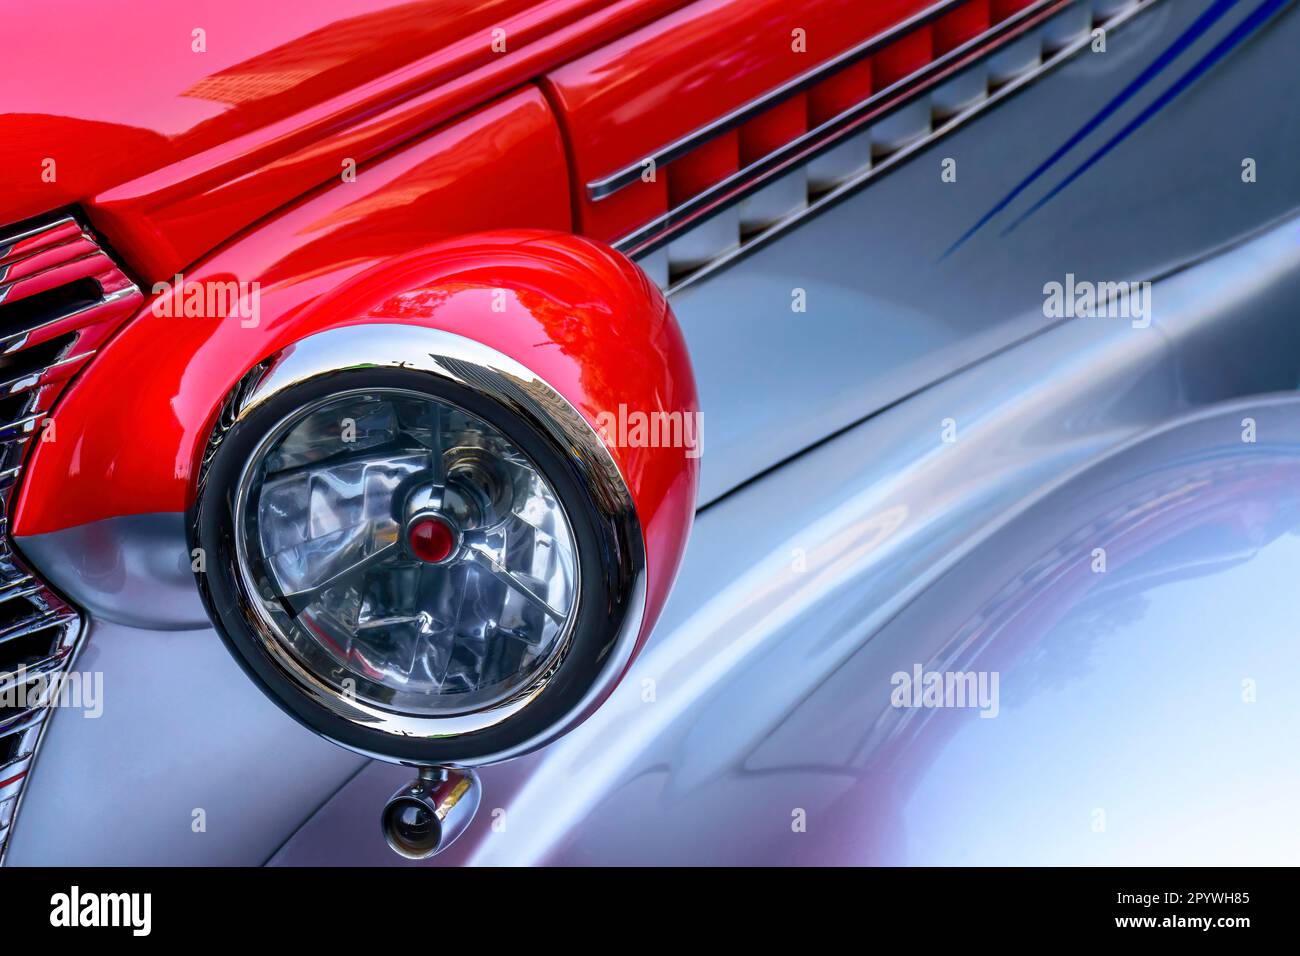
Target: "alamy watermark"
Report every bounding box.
[150,272,260,327]
[0,668,103,718]
[890,664,999,718]
[50,886,150,936]
[595,404,703,458]
[1043,273,1152,329]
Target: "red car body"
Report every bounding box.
[2,0,1039,279]
[5,0,1033,673]
[5,0,1054,538]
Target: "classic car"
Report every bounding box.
[1,0,1298,868]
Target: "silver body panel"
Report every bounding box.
[7,618,362,866]
[675,0,1300,505]
[269,213,1300,865]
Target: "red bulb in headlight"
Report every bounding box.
[408,516,456,564]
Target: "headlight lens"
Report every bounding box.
[236,389,579,717]
[194,325,653,767]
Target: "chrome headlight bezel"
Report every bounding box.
[191,325,646,767]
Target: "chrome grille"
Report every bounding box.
[0,213,142,862]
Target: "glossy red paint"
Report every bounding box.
[992,0,1040,16]
[874,27,935,88]
[935,0,992,53]
[15,103,698,649]
[669,133,739,207]
[15,85,571,535]
[808,59,874,127]
[544,0,938,242]
[1,0,694,285]
[740,95,808,165]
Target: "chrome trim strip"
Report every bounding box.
[0,413,43,437]
[656,0,1158,295]
[0,372,42,396]
[0,287,137,353]
[0,652,73,697]
[586,0,970,201]
[0,352,85,399]
[0,575,36,595]
[0,250,105,301]
[616,0,1074,258]
[0,216,79,263]
[0,752,34,778]
[0,711,43,742]
[0,583,42,605]
[0,236,90,285]
[0,610,76,646]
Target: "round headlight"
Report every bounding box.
[193,325,646,766]
[237,388,580,718]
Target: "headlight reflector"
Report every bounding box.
[237,389,580,718]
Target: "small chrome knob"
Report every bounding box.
[381,766,481,859]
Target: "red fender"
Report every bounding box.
[15,228,699,646]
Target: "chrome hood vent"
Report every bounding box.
[0,213,142,862]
